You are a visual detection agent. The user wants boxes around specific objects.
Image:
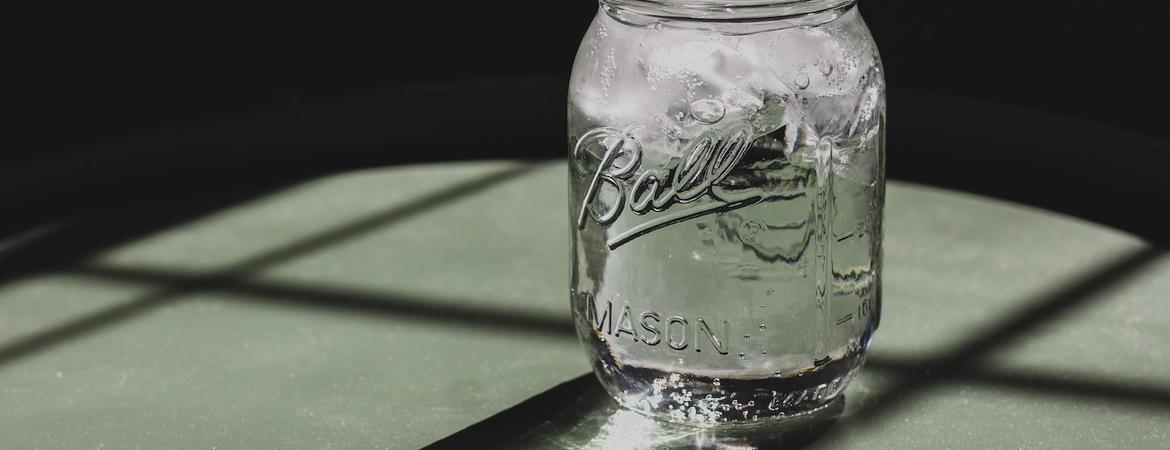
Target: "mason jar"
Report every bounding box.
[568,0,885,426]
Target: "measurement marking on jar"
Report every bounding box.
[836,313,853,326]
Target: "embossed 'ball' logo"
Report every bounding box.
[573,125,764,250]
[738,219,767,244]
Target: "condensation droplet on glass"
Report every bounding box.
[689,99,726,124]
[795,72,811,89]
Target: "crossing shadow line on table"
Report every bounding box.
[0,163,545,366]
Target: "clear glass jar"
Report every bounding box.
[567,0,885,426]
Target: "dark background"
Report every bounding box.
[5,1,1169,262]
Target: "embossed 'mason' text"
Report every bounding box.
[586,294,730,355]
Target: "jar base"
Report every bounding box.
[595,353,864,427]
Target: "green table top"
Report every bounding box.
[1,161,1167,448]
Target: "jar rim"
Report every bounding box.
[600,0,857,21]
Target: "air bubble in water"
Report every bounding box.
[738,352,746,359]
[819,60,834,76]
[689,99,726,124]
[759,324,767,332]
[661,120,683,140]
[743,334,750,340]
[795,73,811,89]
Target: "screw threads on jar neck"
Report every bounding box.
[600,0,857,22]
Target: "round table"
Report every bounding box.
[0,161,1166,448]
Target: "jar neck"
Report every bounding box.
[600,0,857,23]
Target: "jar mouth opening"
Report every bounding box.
[600,0,857,22]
